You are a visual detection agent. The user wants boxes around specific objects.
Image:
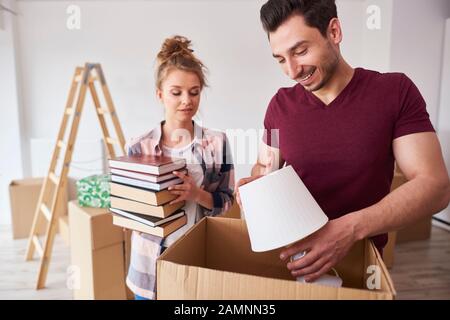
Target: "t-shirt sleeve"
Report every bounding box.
[393,74,435,139]
[262,95,280,148]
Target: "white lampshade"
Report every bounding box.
[239,165,329,252]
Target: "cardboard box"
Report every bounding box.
[9,177,68,239]
[157,217,396,300]
[68,200,128,300]
[389,171,432,244]
[390,171,408,191]
[123,229,134,300]
[383,232,396,269]
[381,172,408,268]
[222,201,241,219]
[396,218,432,243]
[59,216,70,246]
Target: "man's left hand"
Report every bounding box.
[280,213,358,282]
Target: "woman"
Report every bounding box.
[125,35,235,300]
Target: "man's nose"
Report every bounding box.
[286,59,299,80]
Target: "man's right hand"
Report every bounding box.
[235,175,263,210]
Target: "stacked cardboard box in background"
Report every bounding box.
[59,215,70,246]
[69,200,130,299]
[383,168,433,268]
[392,168,432,242]
[397,217,432,242]
[9,177,68,239]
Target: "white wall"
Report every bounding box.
[11,0,365,184]
[14,0,287,183]
[389,0,450,223]
[435,18,450,226]
[2,0,449,226]
[0,0,24,225]
[390,0,450,127]
[361,0,393,72]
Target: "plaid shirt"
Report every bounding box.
[125,121,235,299]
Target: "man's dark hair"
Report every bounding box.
[260,0,337,37]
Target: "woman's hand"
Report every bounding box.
[168,171,201,204]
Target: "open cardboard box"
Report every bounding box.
[157,217,396,300]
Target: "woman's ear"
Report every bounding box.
[156,88,163,102]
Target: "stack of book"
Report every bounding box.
[108,154,188,237]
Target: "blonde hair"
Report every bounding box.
[156,35,207,90]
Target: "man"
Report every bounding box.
[236,0,450,283]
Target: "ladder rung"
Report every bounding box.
[57,140,66,149]
[96,108,110,115]
[75,75,98,83]
[65,108,74,115]
[40,204,52,222]
[48,172,59,185]
[105,137,119,145]
[32,236,44,258]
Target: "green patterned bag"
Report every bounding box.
[76,174,110,208]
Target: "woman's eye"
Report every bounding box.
[171,91,181,96]
[278,59,285,64]
[295,49,307,56]
[190,91,199,96]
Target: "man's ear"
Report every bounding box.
[328,18,343,45]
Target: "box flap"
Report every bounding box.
[364,240,397,298]
[159,217,206,267]
[333,240,365,288]
[206,217,292,280]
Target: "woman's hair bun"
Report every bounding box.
[155,35,207,89]
[157,35,194,64]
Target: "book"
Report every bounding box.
[110,196,185,218]
[111,175,182,191]
[110,167,187,183]
[112,213,187,237]
[110,208,185,227]
[109,155,186,175]
[110,182,177,206]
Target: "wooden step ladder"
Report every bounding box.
[25,63,126,289]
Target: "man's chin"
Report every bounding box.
[303,78,328,92]
[301,83,321,92]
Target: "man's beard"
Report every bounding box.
[306,46,340,92]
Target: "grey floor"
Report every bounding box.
[0,225,449,300]
[389,226,450,299]
[0,227,72,300]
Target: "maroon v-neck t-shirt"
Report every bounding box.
[263,68,435,252]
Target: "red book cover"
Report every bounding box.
[108,155,186,175]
